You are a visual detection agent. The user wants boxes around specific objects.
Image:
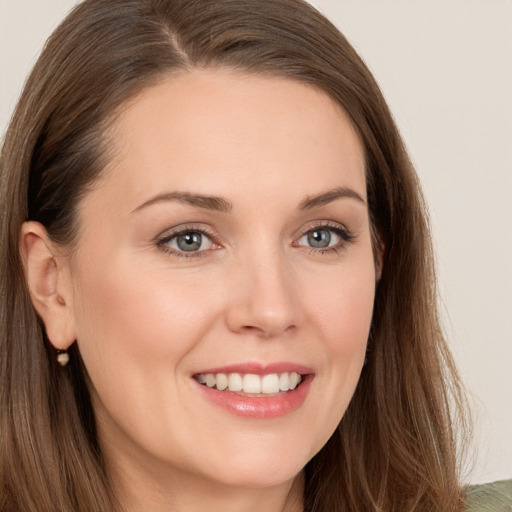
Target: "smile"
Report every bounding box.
[195,372,302,396]
[193,365,314,419]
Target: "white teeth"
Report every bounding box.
[228,373,243,392]
[289,372,300,390]
[216,373,228,391]
[279,372,290,391]
[261,374,280,394]
[196,372,303,394]
[243,374,261,393]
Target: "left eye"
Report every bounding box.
[297,228,342,249]
[163,231,214,252]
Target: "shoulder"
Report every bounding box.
[464,479,512,511]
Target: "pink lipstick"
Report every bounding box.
[192,362,314,419]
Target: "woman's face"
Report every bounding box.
[65,70,376,491]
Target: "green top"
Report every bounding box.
[465,479,512,511]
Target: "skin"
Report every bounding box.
[22,69,378,512]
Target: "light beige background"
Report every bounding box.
[1,0,510,485]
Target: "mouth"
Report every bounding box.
[193,371,303,397]
[192,365,314,418]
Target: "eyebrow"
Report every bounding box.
[131,185,365,215]
[298,186,366,210]
[131,191,233,214]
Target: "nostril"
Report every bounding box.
[224,270,299,336]
[239,323,297,338]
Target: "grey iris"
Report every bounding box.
[177,232,202,251]
[308,229,331,248]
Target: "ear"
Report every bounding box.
[20,221,76,350]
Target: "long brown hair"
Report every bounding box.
[0,0,468,510]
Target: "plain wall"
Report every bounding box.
[1,0,511,485]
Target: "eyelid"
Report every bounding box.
[156,224,221,258]
[294,220,352,238]
[293,220,355,251]
[154,220,355,260]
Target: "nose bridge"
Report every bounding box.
[226,239,298,337]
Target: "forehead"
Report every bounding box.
[91,69,366,212]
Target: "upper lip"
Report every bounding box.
[193,362,314,376]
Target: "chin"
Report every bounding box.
[193,438,314,489]
[209,463,303,490]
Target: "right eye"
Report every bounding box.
[157,228,217,257]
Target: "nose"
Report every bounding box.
[225,251,299,338]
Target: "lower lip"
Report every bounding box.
[195,374,314,419]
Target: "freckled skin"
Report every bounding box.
[65,70,376,511]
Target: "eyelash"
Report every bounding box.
[156,225,218,259]
[156,222,355,260]
[295,222,355,256]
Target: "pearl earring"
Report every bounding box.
[57,350,70,367]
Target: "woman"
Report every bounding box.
[1,0,506,510]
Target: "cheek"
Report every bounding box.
[301,257,376,435]
[69,255,228,459]
[71,255,217,383]
[309,259,376,353]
